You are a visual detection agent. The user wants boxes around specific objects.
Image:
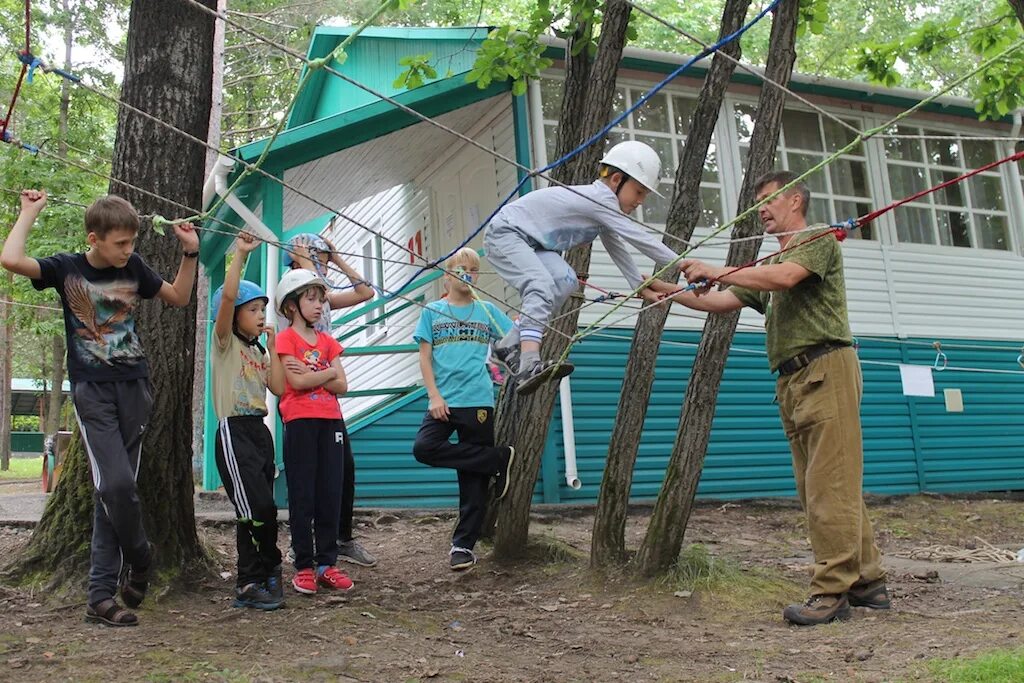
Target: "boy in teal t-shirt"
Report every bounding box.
[412,248,516,571]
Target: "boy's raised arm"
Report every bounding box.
[156,222,200,307]
[0,190,46,279]
[214,232,259,346]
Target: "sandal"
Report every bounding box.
[85,598,138,627]
[120,542,154,609]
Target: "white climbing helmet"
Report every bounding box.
[599,140,664,196]
[275,268,328,316]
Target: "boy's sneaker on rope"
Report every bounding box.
[515,359,575,396]
[233,582,283,611]
[449,546,477,571]
[493,446,516,500]
[317,566,354,591]
[292,568,317,595]
[338,539,378,567]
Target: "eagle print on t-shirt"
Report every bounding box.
[64,274,145,367]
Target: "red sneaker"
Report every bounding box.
[317,566,354,591]
[292,568,317,595]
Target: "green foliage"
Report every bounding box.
[854,4,1023,120]
[393,53,437,90]
[926,647,1024,682]
[796,0,829,38]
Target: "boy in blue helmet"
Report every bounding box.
[211,232,287,609]
[282,232,378,569]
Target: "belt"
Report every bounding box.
[776,342,849,376]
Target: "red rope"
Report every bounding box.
[859,149,1024,225]
[2,1,32,137]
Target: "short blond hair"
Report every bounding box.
[445,247,480,272]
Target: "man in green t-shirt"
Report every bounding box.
[667,170,887,626]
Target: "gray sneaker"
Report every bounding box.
[338,539,378,567]
[492,340,520,375]
[515,359,575,396]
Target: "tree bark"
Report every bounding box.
[10,0,217,582]
[635,0,800,577]
[45,336,65,436]
[0,274,9,471]
[1009,0,1024,29]
[590,0,752,568]
[491,0,634,559]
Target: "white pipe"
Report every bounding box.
[212,154,281,442]
[1012,109,1022,139]
[559,375,582,490]
[527,78,549,190]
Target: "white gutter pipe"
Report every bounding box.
[210,154,282,441]
[527,78,549,189]
[559,376,582,490]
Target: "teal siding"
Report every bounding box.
[337,331,1024,508]
[231,331,1024,508]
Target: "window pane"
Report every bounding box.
[810,197,830,222]
[829,158,869,197]
[672,96,697,136]
[611,87,628,120]
[640,183,673,224]
[835,201,874,240]
[603,129,628,152]
[786,152,828,194]
[925,133,961,167]
[633,91,670,133]
[936,210,971,248]
[895,206,935,245]
[699,187,722,230]
[544,123,558,163]
[884,125,923,162]
[539,78,562,120]
[962,139,997,167]
[703,144,719,183]
[734,104,756,145]
[937,170,965,207]
[888,164,928,198]
[783,110,824,151]
[968,174,1005,210]
[976,215,1010,250]
[822,118,859,152]
[634,134,673,179]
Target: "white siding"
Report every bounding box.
[307,100,521,420]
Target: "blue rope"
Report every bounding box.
[385,0,783,297]
[18,51,81,84]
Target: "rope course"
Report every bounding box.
[2,0,1023,378]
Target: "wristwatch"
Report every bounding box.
[183,250,200,258]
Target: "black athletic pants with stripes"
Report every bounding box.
[214,415,282,587]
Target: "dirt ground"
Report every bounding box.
[2,494,1024,682]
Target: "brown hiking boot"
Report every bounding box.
[783,593,851,626]
[848,579,891,609]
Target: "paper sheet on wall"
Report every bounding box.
[899,364,934,397]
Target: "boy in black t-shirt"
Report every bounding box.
[1,189,199,627]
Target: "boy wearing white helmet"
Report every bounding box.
[210,232,287,610]
[274,267,355,596]
[484,140,681,395]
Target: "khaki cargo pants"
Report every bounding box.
[776,346,885,596]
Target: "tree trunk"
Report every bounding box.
[1010,0,1024,28]
[192,0,227,480]
[11,0,217,583]
[590,0,752,568]
[491,0,634,559]
[635,0,800,577]
[0,274,9,471]
[45,336,65,436]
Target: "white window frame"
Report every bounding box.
[360,225,387,344]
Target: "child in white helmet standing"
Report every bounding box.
[274,268,354,596]
[210,232,287,610]
[484,141,682,395]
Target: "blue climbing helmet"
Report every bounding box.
[211,280,269,321]
[283,232,330,267]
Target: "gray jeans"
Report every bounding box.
[73,378,154,606]
[483,223,578,337]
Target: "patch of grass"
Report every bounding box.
[0,457,41,480]
[659,543,803,612]
[924,647,1024,682]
